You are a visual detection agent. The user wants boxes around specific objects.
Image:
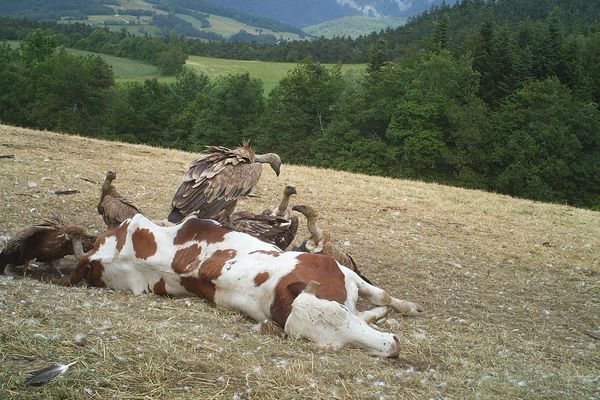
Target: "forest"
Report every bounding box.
[0,0,599,209]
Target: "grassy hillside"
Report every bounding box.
[178,13,302,40]
[68,48,165,83]
[186,55,365,93]
[52,0,302,40]
[0,124,598,399]
[304,16,406,39]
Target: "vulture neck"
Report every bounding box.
[100,179,113,199]
[276,192,292,217]
[98,180,116,210]
[306,216,323,243]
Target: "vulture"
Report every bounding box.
[261,185,297,218]
[228,185,299,250]
[292,204,372,284]
[0,215,96,276]
[167,144,281,224]
[98,171,144,229]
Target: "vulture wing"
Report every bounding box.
[229,213,298,250]
[321,242,372,284]
[100,193,143,229]
[0,215,71,272]
[171,147,262,219]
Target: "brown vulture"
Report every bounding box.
[167,144,281,224]
[228,185,299,250]
[0,215,96,276]
[98,171,144,229]
[292,204,372,284]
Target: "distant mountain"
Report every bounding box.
[304,16,405,39]
[213,0,445,27]
[0,0,305,41]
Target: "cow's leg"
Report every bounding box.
[357,306,389,323]
[355,278,423,317]
[284,282,400,357]
[57,259,90,286]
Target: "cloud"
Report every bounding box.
[390,0,413,12]
[335,0,363,11]
[335,0,384,16]
[335,0,415,14]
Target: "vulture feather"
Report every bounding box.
[228,211,299,250]
[168,144,281,224]
[0,215,96,275]
[292,204,372,284]
[98,171,144,229]
[228,185,298,249]
[24,362,77,386]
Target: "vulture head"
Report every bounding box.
[292,204,318,220]
[284,185,297,197]
[105,170,116,182]
[254,153,281,176]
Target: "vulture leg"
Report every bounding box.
[3,264,18,277]
[49,259,64,278]
[216,200,238,223]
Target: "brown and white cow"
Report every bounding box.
[66,214,423,357]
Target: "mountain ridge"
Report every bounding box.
[214,0,445,27]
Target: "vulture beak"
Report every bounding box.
[285,186,297,196]
[292,205,304,213]
[273,159,281,177]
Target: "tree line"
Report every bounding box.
[1,5,599,209]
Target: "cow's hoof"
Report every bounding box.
[406,302,424,317]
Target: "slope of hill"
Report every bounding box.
[0,0,304,40]
[304,15,405,39]
[216,0,445,27]
[1,124,598,399]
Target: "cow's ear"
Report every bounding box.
[287,281,307,297]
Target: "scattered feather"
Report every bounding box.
[24,361,76,386]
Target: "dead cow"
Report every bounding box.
[66,214,423,357]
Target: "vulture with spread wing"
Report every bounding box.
[228,185,299,250]
[98,171,144,229]
[292,204,372,284]
[0,215,96,276]
[167,144,281,224]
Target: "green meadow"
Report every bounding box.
[67,48,168,83]
[5,39,365,91]
[186,55,365,93]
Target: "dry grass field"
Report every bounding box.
[0,124,598,399]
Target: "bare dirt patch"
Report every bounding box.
[0,124,599,399]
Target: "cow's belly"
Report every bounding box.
[212,253,299,322]
[100,259,189,296]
